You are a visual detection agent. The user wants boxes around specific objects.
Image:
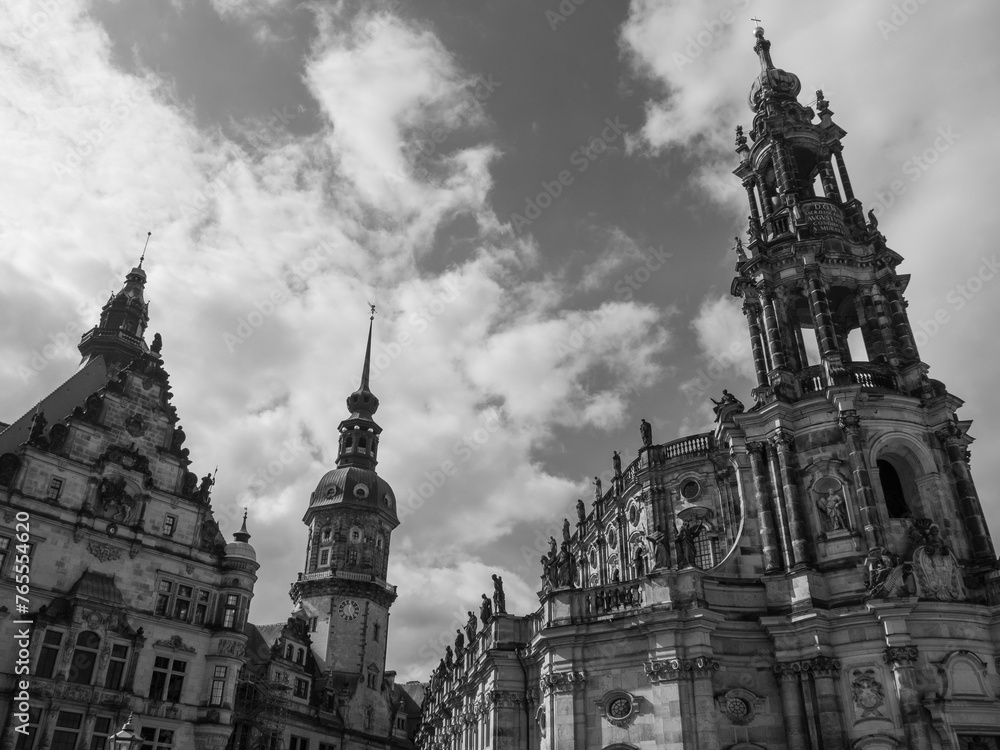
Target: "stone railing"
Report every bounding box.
[544,581,644,625]
[798,362,899,397]
[649,433,713,464]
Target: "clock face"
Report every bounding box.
[339,600,360,621]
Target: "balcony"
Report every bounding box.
[798,362,900,397]
[543,581,644,626]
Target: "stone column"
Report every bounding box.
[743,301,770,386]
[759,179,776,219]
[690,658,720,750]
[832,146,855,201]
[869,285,901,366]
[645,665,687,750]
[818,154,841,201]
[936,424,996,561]
[745,180,762,228]
[883,647,934,750]
[771,138,798,195]
[805,273,838,356]
[773,664,811,749]
[883,285,919,361]
[854,288,885,364]
[759,291,788,371]
[765,443,794,570]
[838,412,883,549]
[748,443,782,573]
[772,433,809,567]
[809,657,847,750]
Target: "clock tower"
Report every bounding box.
[290,311,400,700]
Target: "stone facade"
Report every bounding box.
[416,28,1000,750]
[0,265,257,750]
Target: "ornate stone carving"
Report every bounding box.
[95,444,154,489]
[216,639,245,657]
[154,635,196,654]
[909,519,966,602]
[850,668,885,718]
[882,646,918,667]
[125,414,147,437]
[645,656,720,684]
[774,656,842,678]
[87,542,123,562]
[864,547,906,599]
[539,670,587,695]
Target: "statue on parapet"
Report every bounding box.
[464,611,477,642]
[593,476,602,501]
[576,498,586,525]
[613,450,622,478]
[676,518,705,568]
[454,629,464,654]
[28,410,48,447]
[562,518,571,546]
[710,389,744,421]
[480,593,493,625]
[640,418,652,448]
[492,573,506,615]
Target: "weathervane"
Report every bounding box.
[368,300,377,321]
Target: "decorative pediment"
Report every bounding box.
[153,635,196,654]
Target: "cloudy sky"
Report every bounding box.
[2,0,999,681]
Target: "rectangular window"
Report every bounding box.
[289,738,309,750]
[13,708,40,750]
[222,594,239,628]
[50,711,83,750]
[373,623,379,642]
[90,717,113,750]
[47,477,64,500]
[154,580,172,617]
[163,514,177,537]
[37,630,63,679]
[139,726,174,750]
[319,548,330,566]
[194,590,210,626]
[149,657,187,702]
[0,536,9,574]
[104,644,129,690]
[173,585,192,620]
[210,666,227,706]
[294,678,309,699]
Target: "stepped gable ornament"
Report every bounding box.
[850,668,885,718]
[27,410,48,448]
[73,393,104,425]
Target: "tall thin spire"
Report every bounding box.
[139,231,151,269]
[359,303,376,392]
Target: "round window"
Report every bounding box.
[608,697,632,719]
[607,530,617,548]
[628,504,640,525]
[681,480,700,499]
[726,697,749,719]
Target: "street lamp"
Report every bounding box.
[108,713,142,750]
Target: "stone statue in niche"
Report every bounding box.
[98,476,138,525]
[816,489,849,531]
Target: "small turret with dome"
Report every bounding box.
[78,234,154,370]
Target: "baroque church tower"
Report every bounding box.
[289,311,402,727]
[416,27,1000,750]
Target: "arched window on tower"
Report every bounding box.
[358,436,367,451]
[877,459,911,518]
